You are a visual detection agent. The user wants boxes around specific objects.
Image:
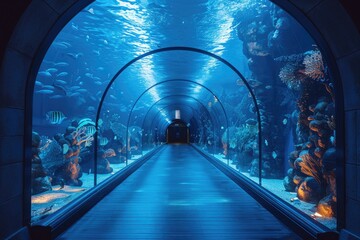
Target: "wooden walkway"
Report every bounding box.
[57,144,300,240]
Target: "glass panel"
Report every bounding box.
[232,1,337,229]
[32,59,97,222]
[31,0,337,230]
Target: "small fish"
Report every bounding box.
[46,68,58,73]
[86,8,95,14]
[76,88,88,93]
[38,71,52,78]
[49,95,64,99]
[282,118,288,125]
[54,62,69,67]
[66,52,83,59]
[71,22,79,30]
[94,81,102,86]
[264,139,268,146]
[98,118,103,126]
[272,151,277,159]
[35,81,43,87]
[46,111,66,124]
[69,92,81,97]
[86,126,97,135]
[52,42,71,49]
[77,118,95,130]
[57,72,69,77]
[42,85,55,90]
[54,80,67,85]
[36,89,54,94]
[330,136,335,145]
[63,144,69,154]
[85,73,93,78]
[87,106,95,112]
[99,137,109,146]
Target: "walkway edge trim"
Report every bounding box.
[191,144,339,240]
[29,145,165,240]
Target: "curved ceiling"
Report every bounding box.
[33,0,313,144]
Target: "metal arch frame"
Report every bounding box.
[121,79,228,163]
[270,1,345,229]
[127,79,225,141]
[134,89,220,140]
[124,79,229,158]
[130,80,221,132]
[95,47,262,186]
[147,105,208,146]
[145,103,202,130]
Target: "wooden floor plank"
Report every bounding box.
[57,144,300,240]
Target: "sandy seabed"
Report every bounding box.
[31,155,143,223]
[213,154,336,230]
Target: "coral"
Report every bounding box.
[302,50,324,80]
[71,126,94,149]
[278,63,302,90]
[298,150,323,185]
[222,124,257,152]
[247,41,270,56]
[274,53,304,64]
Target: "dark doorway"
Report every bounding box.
[166,120,189,143]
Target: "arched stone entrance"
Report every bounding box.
[1,1,360,238]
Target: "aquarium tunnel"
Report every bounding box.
[3,0,360,239]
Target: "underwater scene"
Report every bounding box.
[32,0,336,230]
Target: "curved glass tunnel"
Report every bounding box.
[31,0,337,232]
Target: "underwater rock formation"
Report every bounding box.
[32,132,52,194]
[280,51,336,216]
[235,1,336,216]
[38,119,99,187]
[235,1,313,178]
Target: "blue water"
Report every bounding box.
[32,0,336,228]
